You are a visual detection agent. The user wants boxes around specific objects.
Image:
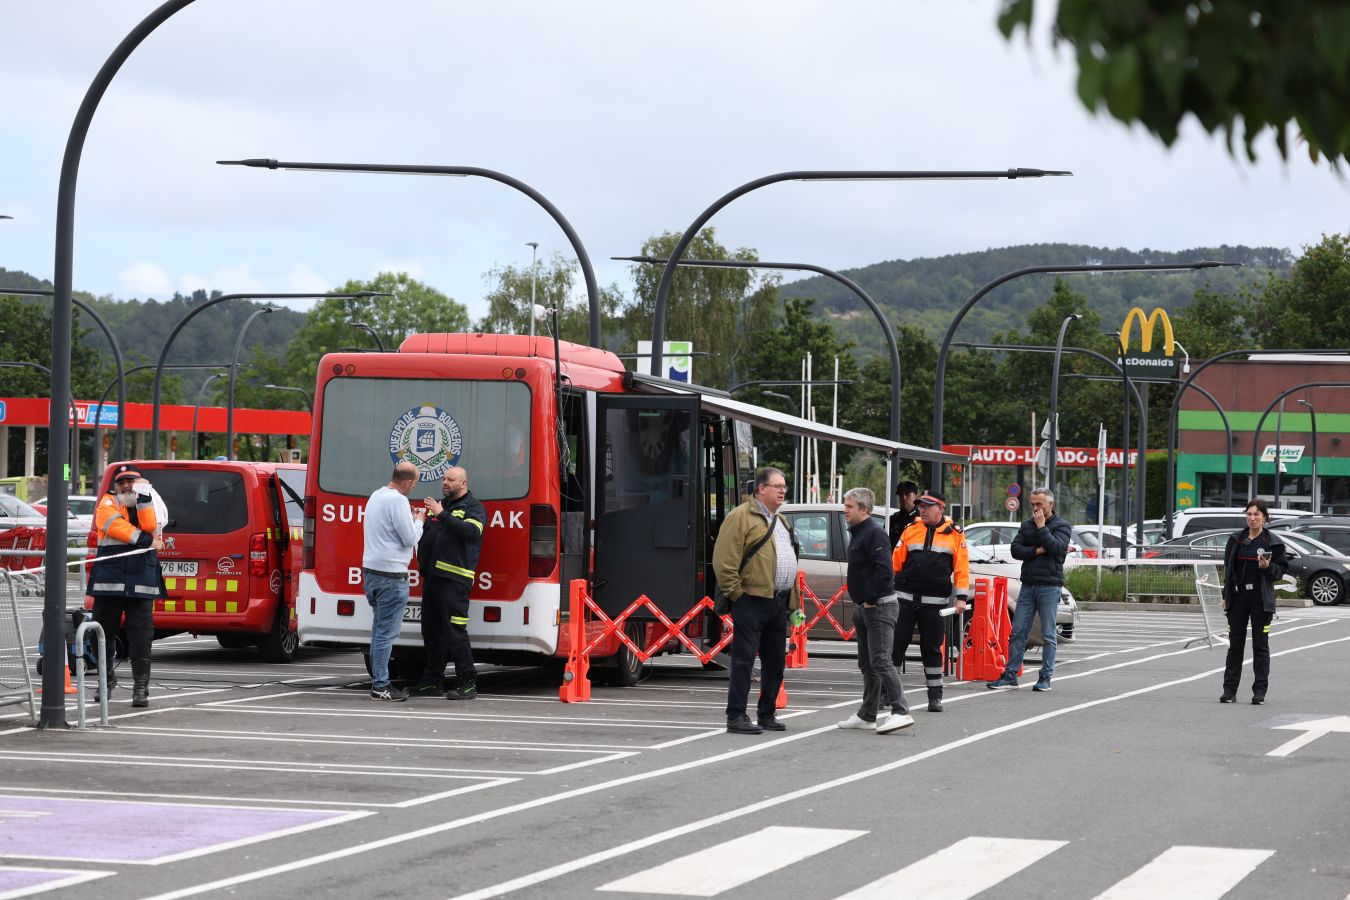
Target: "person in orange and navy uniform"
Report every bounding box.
[90,463,165,707]
[1220,498,1287,705]
[891,490,969,712]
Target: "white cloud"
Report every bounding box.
[286,263,333,295]
[370,259,423,280]
[178,273,209,294]
[118,260,173,298]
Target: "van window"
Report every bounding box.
[149,470,249,535]
[276,469,305,526]
[1182,515,1244,535]
[319,378,531,501]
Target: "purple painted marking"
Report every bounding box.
[0,866,100,892]
[0,795,352,864]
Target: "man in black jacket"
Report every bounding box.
[989,487,1072,692]
[888,481,920,547]
[412,466,487,700]
[838,487,914,734]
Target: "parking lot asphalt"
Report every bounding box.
[3,602,1349,899]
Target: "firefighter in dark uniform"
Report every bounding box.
[413,466,486,700]
[891,490,969,712]
[887,480,920,547]
[90,463,165,707]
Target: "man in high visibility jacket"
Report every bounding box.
[90,463,164,707]
[413,466,486,700]
[891,490,969,712]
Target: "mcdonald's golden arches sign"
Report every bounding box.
[1119,306,1179,380]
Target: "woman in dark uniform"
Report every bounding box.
[1220,498,1287,705]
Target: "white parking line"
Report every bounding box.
[0,780,514,810]
[837,836,1067,899]
[1092,846,1274,900]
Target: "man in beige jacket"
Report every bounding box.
[713,467,802,735]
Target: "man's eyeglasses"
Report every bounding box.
[763,482,788,490]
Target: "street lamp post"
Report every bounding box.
[527,242,540,345]
[649,168,1071,379]
[264,383,313,412]
[1274,399,1286,501]
[933,261,1235,487]
[347,320,386,352]
[619,254,905,502]
[1,288,127,461]
[1298,399,1319,513]
[151,291,382,456]
[225,307,275,461]
[45,0,197,728]
[218,158,602,348]
[192,373,226,458]
[1249,383,1350,504]
[1046,313,1082,492]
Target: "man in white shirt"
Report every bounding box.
[363,461,441,700]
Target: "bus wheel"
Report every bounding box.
[216,634,253,650]
[608,620,648,687]
[258,607,298,663]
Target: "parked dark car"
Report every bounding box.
[1271,518,1350,555]
[1146,528,1348,606]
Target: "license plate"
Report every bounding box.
[161,561,199,577]
[403,604,422,621]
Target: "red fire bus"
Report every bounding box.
[296,332,960,682]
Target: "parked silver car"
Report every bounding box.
[779,503,1079,644]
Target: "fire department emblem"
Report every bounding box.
[389,405,463,481]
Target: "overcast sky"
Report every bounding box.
[3,1,1347,327]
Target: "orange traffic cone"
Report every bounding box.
[37,658,77,694]
[775,681,788,710]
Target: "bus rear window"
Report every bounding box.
[148,470,249,535]
[319,377,531,500]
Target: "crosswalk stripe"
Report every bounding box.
[1092,846,1273,899]
[836,836,1067,900]
[596,825,864,896]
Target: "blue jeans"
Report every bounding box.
[364,571,409,687]
[1005,584,1059,681]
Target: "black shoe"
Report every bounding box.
[1252,695,1266,705]
[410,681,444,697]
[370,683,410,701]
[757,715,787,732]
[726,715,762,735]
[445,679,478,701]
[1219,692,1236,704]
[928,698,944,712]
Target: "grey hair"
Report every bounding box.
[843,486,875,511]
[1030,487,1054,504]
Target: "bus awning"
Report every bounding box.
[625,373,966,464]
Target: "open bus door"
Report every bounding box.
[593,394,700,619]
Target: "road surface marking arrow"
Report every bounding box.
[1267,715,1350,757]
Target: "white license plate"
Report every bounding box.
[161,561,199,577]
[403,604,422,621]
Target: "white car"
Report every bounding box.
[964,521,1093,559]
[30,494,98,534]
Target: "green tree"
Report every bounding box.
[1170,287,1252,358]
[1248,233,1350,348]
[620,230,779,390]
[476,252,624,347]
[284,272,469,387]
[998,1,1350,164]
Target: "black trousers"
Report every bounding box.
[1223,594,1272,696]
[420,576,476,682]
[724,592,788,721]
[892,601,946,689]
[91,597,153,662]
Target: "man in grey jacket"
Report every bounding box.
[988,487,1071,692]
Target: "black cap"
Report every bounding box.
[111,463,142,482]
[895,481,919,496]
[916,489,946,507]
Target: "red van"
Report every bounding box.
[86,460,306,662]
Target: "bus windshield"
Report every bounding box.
[318,377,532,500]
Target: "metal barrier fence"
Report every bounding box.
[0,570,39,724]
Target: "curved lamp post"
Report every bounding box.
[1298,399,1319,512]
[44,0,198,728]
[933,260,1235,486]
[648,167,1071,379]
[1162,349,1348,536]
[192,372,227,458]
[1249,383,1350,504]
[619,253,905,501]
[217,158,602,348]
[1046,314,1083,491]
[347,320,386,352]
[1,288,126,461]
[150,290,382,456]
[759,390,802,502]
[264,383,313,412]
[225,307,275,460]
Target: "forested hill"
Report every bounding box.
[777,243,1289,349]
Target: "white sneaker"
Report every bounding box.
[837,713,876,731]
[877,713,915,734]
